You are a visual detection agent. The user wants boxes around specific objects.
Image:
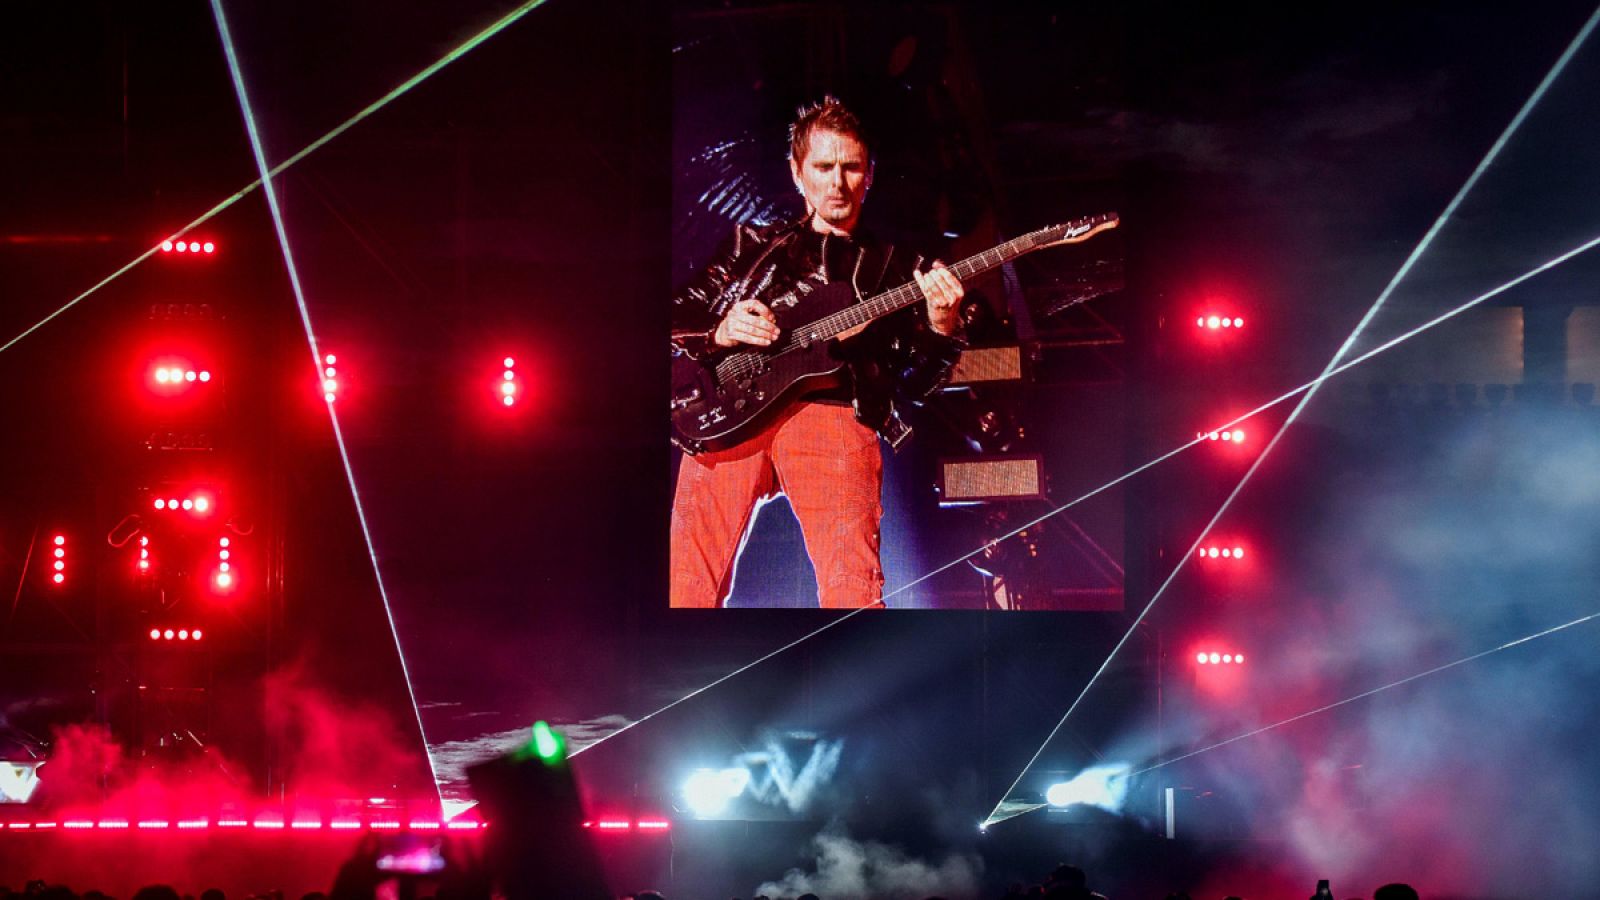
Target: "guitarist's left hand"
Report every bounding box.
[915,261,964,337]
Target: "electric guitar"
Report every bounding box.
[670,213,1119,454]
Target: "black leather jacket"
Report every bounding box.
[671,215,963,448]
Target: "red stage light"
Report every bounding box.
[1196,544,1248,562]
[202,241,215,254]
[1197,314,1244,330]
[150,629,161,640]
[499,356,521,408]
[161,241,174,252]
[322,354,339,402]
[163,630,175,639]
[1195,649,1245,665]
[49,535,66,586]
[216,531,236,589]
[176,242,188,253]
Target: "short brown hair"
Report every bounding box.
[788,96,871,166]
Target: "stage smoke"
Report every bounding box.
[754,825,983,900]
[261,661,431,801]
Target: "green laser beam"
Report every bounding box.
[0,0,549,357]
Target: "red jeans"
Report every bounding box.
[670,402,884,608]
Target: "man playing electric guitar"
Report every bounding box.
[669,96,966,609]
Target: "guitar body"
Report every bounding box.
[671,280,863,454]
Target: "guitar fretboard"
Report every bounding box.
[797,216,1110,344]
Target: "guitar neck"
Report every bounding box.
[811,226,1063,338]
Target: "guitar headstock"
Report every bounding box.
[1028,213,1120,249]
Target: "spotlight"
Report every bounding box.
[683,767,749,818]
[501,357,518,407]
[1196,545,1247,561]
[48,535,65,586]
[212,537,234,591]
[1044,763,1132,812]
[1196,313,1245,331]
[322,353,338,403]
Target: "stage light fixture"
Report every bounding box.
[1195,650,1244,665]
[1198,429,1247,443]
[150,490,216,517]
[1197,314,1245,331]
[160,238,217,256]
[1044,763,1132,812]
[683,767,750,818]
[322,353,339,402]
[500,356,519,407]
[49,535,65,585]
[1196,545,1246,561]
[213,537,234,591]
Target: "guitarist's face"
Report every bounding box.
[791,129,871,236]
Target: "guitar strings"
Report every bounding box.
[713,226,1061,383]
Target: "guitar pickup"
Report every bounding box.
[670,388,701,411]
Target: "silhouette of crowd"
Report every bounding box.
[0,867,1427,900]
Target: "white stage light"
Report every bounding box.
[683,767,750,818]
[1044,762,1132,813]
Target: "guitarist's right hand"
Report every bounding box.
[713,299,780,348]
